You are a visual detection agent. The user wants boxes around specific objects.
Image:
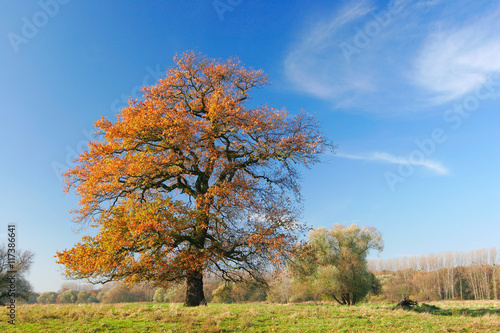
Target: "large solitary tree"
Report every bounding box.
[56,52,331,306]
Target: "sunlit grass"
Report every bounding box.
[1,300,499,332]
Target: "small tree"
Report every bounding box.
[37,292,58,304]
[267,270,293,303]
[153,287,166,302]
[164,284,186,303]
[211,282,233,303]
[101,286,131,303]
[27,292,40,304]
[101,285,149,303]
[96,291,104,302]
[292,224,383,305]
[0,246,34,305]
[57,289,77,304]
[77,290,92,303]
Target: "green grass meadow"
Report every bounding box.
[1,300,499,332]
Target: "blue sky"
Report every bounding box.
[0,0,499,293]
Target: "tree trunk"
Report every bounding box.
[450,266,454,299]
[332,295,343,305]
[184,270,207,307]
[459,270,463,299]
[493,264,498,300]
[341,293,351,305]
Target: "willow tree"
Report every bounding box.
[291,225,383,305]
[56,52,331,306]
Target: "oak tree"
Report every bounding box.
[56,52,331,306]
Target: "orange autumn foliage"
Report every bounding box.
[56,52,332,305]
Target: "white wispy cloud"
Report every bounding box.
[284,1,375,99]
[335,152,449,175]
[413,8,500,104]
[284,0,500,114]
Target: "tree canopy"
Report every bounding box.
[56,52,332,306]
[0,245,34,306]
[291,224,383,305]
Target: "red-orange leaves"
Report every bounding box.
[56,52,332,301]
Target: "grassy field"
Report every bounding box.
[1,300,499,332]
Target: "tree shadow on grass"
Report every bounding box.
[410,303,499,317]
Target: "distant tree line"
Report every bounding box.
[5,230,498,306]
[368,247,499,302]
[31,282,157,305]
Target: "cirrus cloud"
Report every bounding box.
[284,0,500,115]
[335,151,449,175]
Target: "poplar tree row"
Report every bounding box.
[369,247,499,301]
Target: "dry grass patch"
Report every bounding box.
[0,301,499,332]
